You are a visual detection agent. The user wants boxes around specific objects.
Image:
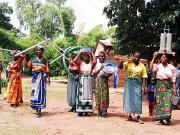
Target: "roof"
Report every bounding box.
[98,39,112,46]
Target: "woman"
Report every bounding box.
[67,54,79,112]
[171,59,180,108]
[93,52,112,117]
[73,49,96,116]
[150,53,176,125]
[5,51,25,108]
[119,52,147,124]
[27,45,50,117]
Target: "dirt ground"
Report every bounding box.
[0,77,180,135]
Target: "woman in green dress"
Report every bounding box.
[150,53,177,125]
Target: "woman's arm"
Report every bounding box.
[142,78,146,95]
[91,52,96,63]
[93,65,103,76]
[173,82,176,96]
[150,52,157,70]
[118,61,124,69]
[47,72,51,86]
[73,51,81,62]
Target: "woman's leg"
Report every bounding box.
[137,115,144,124]
[127,113,132,121]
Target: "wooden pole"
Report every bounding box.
[14,38,51,57]
[0,62,2,94]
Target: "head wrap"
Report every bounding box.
[35,45,45,54]
[12,50,21,58]
[98,51,106,57]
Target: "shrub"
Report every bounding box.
[1,78,8,87]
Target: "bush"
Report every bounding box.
[1,78,8,87]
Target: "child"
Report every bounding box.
[147,77,155,116]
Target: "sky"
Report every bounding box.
[0,0,110,34]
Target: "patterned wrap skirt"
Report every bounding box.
[95,76,109,110]
[76,75,93,113]
[153,80,173,121]
[123,78,142,114]
[30,72,47,109]
[6,72,22,105]
[67,75,78,108]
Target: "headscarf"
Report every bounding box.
[98,51,106,57]
[35,45,45,54]
[12,50,21,58]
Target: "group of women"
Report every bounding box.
[4,45,50,117]
[67,50,179,125]
[3,45,179,124]
[67,50,111,117]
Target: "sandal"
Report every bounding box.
[127,115,132,121]
[137,116,144,124]
[97,110,102,117]
[166,118,171,125]
[159,120,165,125]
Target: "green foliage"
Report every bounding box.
[16,0,75,40]
[16,0,40,36]
[60,7,76,37]
[104,0,180,60]
[46,0,66,6]
[104,0,146,55]
[0,28,26,50]
[1,78,8,87]
[0,2,13,30]
[78,24,109,48]
[36,3,63,38]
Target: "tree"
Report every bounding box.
[60,7,76,37]
[16,0,40,39]
[104,0,180,60]
[142,0,180,59]
[46,0,66,7]
[0,2,13,30]
[36,3,63,38]
[78,24,111,48]
[104,0,146,55]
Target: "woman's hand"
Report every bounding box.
[48,76,51,86]
[173,83,176,96]
[153,52,158,59]
[173,88,176,96]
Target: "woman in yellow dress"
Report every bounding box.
[119,52,147,124]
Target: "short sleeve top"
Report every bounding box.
[153,63,176,82]
[123,61,147,78]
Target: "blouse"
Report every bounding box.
[153,63,176,82]
[93,59,104,76]
[123,61,147,78]
[28,57,49,73]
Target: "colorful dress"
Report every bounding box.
[123,62,147,114]
[152,63,176,120]
[76,61,94,113]
[93,60,109,110]
[28,57,49,109]
[5,58,24,106]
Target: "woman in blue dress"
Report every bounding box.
[27,45,50,117]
